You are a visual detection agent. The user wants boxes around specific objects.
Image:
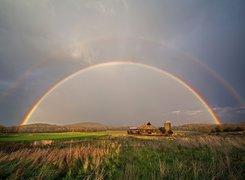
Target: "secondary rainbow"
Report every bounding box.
[3,37,243,108]
[21,61,221,125]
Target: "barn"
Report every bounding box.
[128,122,161,135]
[127,121,172,135]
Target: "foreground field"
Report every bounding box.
[0,133,245,179]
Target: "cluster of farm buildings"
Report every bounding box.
[127,121,173,135]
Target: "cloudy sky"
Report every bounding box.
[0,0,244,125]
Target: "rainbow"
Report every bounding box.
[21,61,221,125]
[2,37,243,109]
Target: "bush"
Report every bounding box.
[223,127,233,132]
[215,126,222,132]
[234,126,243,131]
[167,130,173,134]
[159,127,166,133]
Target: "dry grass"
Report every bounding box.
[0,134,244,179]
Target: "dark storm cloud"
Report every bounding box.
[0,0,244,125]
[213,106,245,123]
[172,0,245,101]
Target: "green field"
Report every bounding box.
[0,132,244,179]
[0,131,127,142]
[0,133,109,142]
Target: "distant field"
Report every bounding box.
[0,133,105,142]
[0,132,125,142]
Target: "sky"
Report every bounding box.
[28,63,216,126]
[0,0,245,126]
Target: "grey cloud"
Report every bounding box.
[213,106,245,123]
[0,81,13,93]
[27,63,216,126]
[0,0,244,125]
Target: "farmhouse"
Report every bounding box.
[127,121,172,135]
[137,122,160,135]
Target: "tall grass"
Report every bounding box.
[0,135,244,179]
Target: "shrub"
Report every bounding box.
[159,127,166,133]
[234,126,243,131]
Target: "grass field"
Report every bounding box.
[0,133,105,142]
[0,132,244,179]
[0,131,126,142]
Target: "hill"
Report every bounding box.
[1,122,244,133]
[66,122,105,128]
[0,122,127,133]
[18,123,66,133]
[173,123,245,133]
